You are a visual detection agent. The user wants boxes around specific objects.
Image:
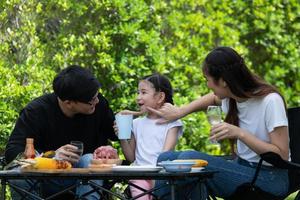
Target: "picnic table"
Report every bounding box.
[0,167,216,200]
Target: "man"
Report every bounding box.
[5,65,118,199]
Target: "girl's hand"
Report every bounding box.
[209,122,243,141]
[113,121,119,137]
[119,110,143,116]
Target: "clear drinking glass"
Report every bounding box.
[70,141,84,157]
[207,106,222,145]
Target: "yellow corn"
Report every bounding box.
[34,157,72,169]
[42,151,56,158]
[192,159,208,167]
[174,159,208,167]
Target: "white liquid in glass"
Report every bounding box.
[208,115,222,126]
[207,106,222,145]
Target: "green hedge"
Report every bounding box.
[0,0,299,155]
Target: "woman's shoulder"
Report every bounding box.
[263,93,284,104]
[264,92,282,99]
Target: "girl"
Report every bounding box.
[149,47,289,199]
[117,73,183,200]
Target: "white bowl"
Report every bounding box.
[158,161,195,173]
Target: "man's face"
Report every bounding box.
[72,92,99,115]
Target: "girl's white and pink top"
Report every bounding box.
[132,116,183,166]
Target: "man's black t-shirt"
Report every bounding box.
[5,93,117,163]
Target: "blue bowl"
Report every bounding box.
[158,161,195,173]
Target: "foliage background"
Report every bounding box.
[0,0,300,199]
[1,0,300,155]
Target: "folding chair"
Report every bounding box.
[0,156,6,170]
[226,107,300,200]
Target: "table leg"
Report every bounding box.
[1,179,6,200]
[169,180,175,200]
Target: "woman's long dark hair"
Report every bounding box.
[142,73,174,105]
[202,47,285,154]
[203,46,284,126]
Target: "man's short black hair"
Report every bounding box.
[53,65,100,102]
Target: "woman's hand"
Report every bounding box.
[147,103,182,124]
[209,122,243,141]
[55,144,80,164]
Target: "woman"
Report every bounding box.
[148,47,289,199]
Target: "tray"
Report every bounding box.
[21,168,90,173]
[112,165,163,172]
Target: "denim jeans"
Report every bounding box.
[75,153,103,199]
[155,151,289,200]
[10,153,103,200]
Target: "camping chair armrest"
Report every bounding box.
[0,156,6,170]
[260,152,300,170]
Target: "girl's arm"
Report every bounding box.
[162,127,180,152]
[148,93,220,123]
[120,133,136,162]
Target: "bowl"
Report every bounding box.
[158,161,195,173]
[91,158,122,165]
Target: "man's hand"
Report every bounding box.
[55,144,80,164]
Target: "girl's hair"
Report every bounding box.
[202,46,284,126]
[142,73,174,105]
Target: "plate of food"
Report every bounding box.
[191,167,205,172]
[91,158,122,165]
[112,165,163,172]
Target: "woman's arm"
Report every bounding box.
[162,127,180,152]
[239,126,289,160]
[148,93,220,123]
[211,124,289,160]
[120,134,136,162]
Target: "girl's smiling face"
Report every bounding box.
[136,80,165,115]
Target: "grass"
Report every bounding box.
[286,192,297,200]
[215,192,297,199]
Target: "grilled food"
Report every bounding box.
[174,159,208,167]
[20,157,72,170]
